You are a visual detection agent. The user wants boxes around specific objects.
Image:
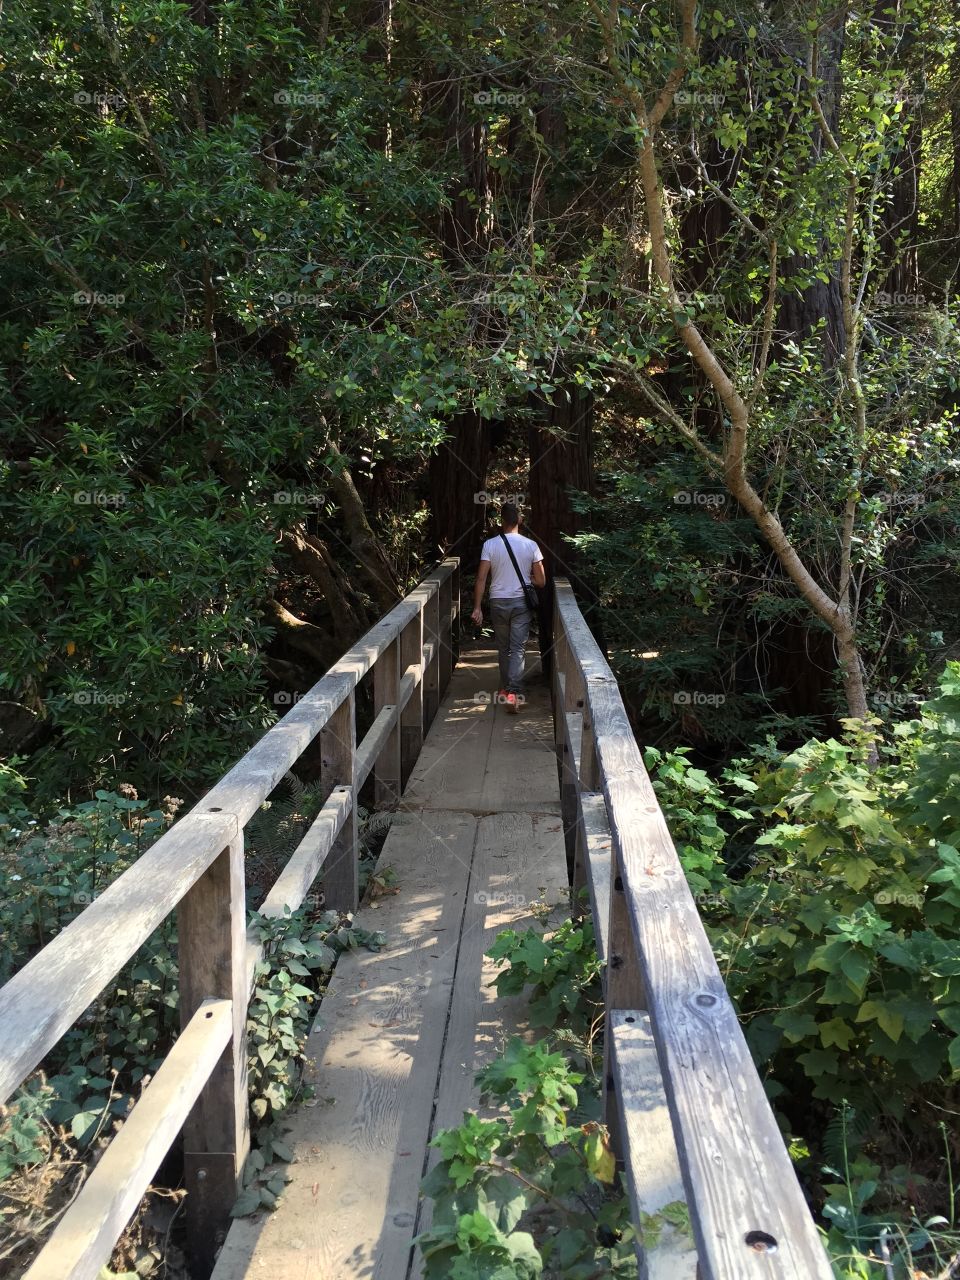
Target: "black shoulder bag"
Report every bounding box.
[500,533,539,613]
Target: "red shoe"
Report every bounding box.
[506,692,519,714]
[496,688,509,705]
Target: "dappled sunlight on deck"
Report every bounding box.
[211,644,568,1280]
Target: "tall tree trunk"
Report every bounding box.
[425,64,495,566]
[777,18,847,367]
[428,410,491,569]
[527,386,595,675]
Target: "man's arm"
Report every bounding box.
[531,557,546,588]
[471,561,490,624]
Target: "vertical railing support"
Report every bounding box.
[400,605,424,789]
[557,643,583,888]
[178,836,249,1278]
[451,560,461,673]
[374,638,401,809]
[571,689,600,912]
[603,831,646,1156]
[438,571,453,696]
[321,689,358,913]
[424,582,441,730]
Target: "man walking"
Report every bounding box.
[471,503,545,713]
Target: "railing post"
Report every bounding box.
[424,582,441,730]
[321,689,358,913]
[603,830,646,1155]
[177,836,249,1278]
[559,659,583,891]
[374,638,401,809]
[570,688,601,913]
[400,605,424,789]
[451,560,461,672]
[438,571,453,696]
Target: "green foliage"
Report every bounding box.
[0,790,182,1159]
[643,745,754,890]
[245,905,385,1124]
[416,1039,637,1280]
[0,788,172,981]
[0,0,483,803]
[231,1123,295,1218]
[487,919,603,1033]
[0,1078,55,1181]
[645,667,960,1271]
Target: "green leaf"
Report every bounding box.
[71,1110,100,1142]
[859,998,913,1043]
[773,1009,819,1042]
[819,1017,855,1050]
[230,1187,263,1217]
[583,1127,616,1183]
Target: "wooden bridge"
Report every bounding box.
[0,560,833,1280]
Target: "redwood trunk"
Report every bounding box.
[527,386,595,674]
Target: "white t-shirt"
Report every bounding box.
[481,532,544,600]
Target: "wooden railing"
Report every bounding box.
[551,580,833,1280]
[0,558,460,1280]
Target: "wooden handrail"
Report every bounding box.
[551,579,832,1280]
[24,998,234,1280]
[0,556,460,1279]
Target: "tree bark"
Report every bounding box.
[428,410,491,570]
[590,0,873,722]
[527,386,595,675]
[265,599,340,669]
[281,528,365,648]
[325,445,401,611]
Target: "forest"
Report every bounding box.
[1,0,960,1276]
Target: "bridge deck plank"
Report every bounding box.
[211,645,566,1280]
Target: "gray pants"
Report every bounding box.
[490,598,533,693]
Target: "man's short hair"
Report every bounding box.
[500,502,520,528]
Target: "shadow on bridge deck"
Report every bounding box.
[211,643,568,1280]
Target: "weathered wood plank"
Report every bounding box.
[418,807,568,1168]
[24,999,232,1280]
[178,839,250,1275]
[398,665,419,713]
[578,790,612,965]
[320,690,358,914]
[256,786,353,924]
[564,709,585,902]
[438,572,453,694]
[565,709,584,778]
[610,1011,699,1280]
[213,643,567,1280]
[0,562,460,1108]
[356,703,399,791]
[555,581,833,1280]
[423,581,441,730]
[210,810,479,1280]
[194,559,453,833]
[399,605,425,788]
[374,636,401,807]
[0,809,238,1105]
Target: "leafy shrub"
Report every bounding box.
[0,788,174,981]
[245,905,384,1123]
[416,1039,638,1280]
[642,666,960,1274]
[487,919,603,1033]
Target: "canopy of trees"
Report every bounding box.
[2,0,960,1274]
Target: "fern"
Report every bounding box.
[245,773,326,884]
[821,1102,876,1172]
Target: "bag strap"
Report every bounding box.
[500,533,538,610]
